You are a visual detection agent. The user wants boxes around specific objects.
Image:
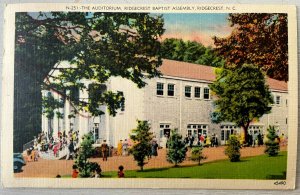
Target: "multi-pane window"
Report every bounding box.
[160,124,171,138]
[157,83,164,95]
[185,86,191,97]
[194,87,201,98]
[220,125,237,141]
[168,84,175,96]
[187,124,208,137]
[204,87,210,99]
[275,96,281,105]
[248,125,263,134]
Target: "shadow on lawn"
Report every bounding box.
[266,171,286,180]
[137,167,170,172]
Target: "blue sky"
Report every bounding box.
[28,12,233,47]
[162,13,232,46]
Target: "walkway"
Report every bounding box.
[14,145,287,178]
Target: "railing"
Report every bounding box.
[23,139,35,152]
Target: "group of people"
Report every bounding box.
[117,139,131,156]
[26,130,80,162]
[184,134,219,148]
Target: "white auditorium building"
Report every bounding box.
[42,59,288,147]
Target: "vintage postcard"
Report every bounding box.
[1,3,298,189]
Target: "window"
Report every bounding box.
[286,99,288,107]
[187,124,208,137]
[160,123,171,138]
[168,84,175,96]
[204,88,210,99]
[185,86,191,97]
[275,96,281,105]
[194,87,201,98]
[70,86,80,104]
[157,83,164,96]
[220,125,237,141]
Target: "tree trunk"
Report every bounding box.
[241,125,249,145]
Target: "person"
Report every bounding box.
[184,135,189,146]
[248,131,253,147]
[211,134,215,147]
[161,135,167,148]
[257,132,263,146]
[151,140,158,157]
[117,140,123,156]
[118,165,125,178]
[188,135,193,148]
[33,147,39,161]
[205,136,211,147]
[94,166,102,178]
[101,140,109,161]
[280,133,285,146]
[214,134,219,147]
[26,148,32,162]
[72,165,79,178]
[122,139,129,156]
[200,134,205,145]
[66,139,75,160]
[252,132,258,147]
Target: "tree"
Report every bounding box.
[264,125,280,156]
[190,145,205,165]
[225,135,241,162]
[161,38,224,67]
[166,130,187,167]
[14,12,164,152]
[209,64,274,143]
[213,13,288,81]
[129,120,153,171]
[74,133,100,177]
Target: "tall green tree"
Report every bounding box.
[14,12,164,152]
[166,130,187,167]
[209,64,274,143]
[129,120,153,171]
[264,125,280,156]
[213,13,288,81]
[161,38,224,67]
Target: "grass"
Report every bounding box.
[101,151,287,179]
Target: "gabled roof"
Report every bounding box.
[159,59,288,92]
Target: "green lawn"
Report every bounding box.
[102,151,287,179]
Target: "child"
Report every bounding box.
[33,148,39,161]
[72,165,79,178]
[94,166,102,178]
[118,165,125,178]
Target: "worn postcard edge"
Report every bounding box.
[0,3,298,189]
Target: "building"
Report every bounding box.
[42,59,288,147]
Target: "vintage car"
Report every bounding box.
[13,153,26,173]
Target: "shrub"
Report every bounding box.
[166,130,187,166]
[191,145,206,165]
[225,135,241,162]
[74,133,99,177]
[264,125,280,156]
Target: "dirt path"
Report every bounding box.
[15,145,287,178]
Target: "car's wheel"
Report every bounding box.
[14,162,23,173]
